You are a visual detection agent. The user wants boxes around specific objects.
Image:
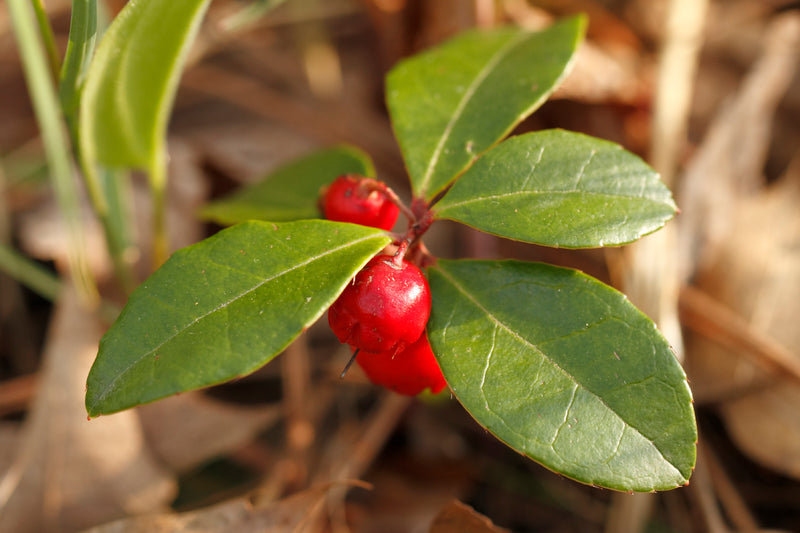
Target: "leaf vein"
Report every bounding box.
[572,149,597,189]
[520,146,546,190]
[550,384,579,447]
[479,324,499,401]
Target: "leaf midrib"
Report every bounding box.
[89,233,385,408]
[433,264,682,476]
[418,31,530,195]
[437,188,673,212]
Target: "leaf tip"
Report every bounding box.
[84,397,101,419]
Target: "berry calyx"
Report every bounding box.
[322,174,400,231]
[355,334,447,396]
[328,254,431,355]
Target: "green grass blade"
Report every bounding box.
[8,0,98,305]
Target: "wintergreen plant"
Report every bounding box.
[13,0,696,493]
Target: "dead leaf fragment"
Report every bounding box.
[138,391,281,474]
[679,12,800,480]
[84,481,363,533]
[429,500,511,533]
[0,289,175,532]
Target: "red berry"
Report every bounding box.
[328,255,431,355]
[322,175,400,231]
[355,334,447,396]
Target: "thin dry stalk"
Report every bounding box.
[282,337,315,490]
[690,445,731,533]
[303,392,411,531]
[679,285,800,386]
[702,442,760,532]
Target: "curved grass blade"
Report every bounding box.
[435,130,677,248]
[386,16,585,200]
[8,0,98,304]
[200,145,375,225]
[79,0,210,175]
[427,259,696,492]
[79,0,212,265]
[86,220,391,416]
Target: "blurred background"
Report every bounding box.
[1,0,799,531]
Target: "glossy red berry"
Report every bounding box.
[355,334,447,396]
[328,254,431,355]
[322,174,400,231]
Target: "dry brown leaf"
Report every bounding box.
[678,13,800,277]
[0,423,21,474]
[679,12,800,480]
[138,391,282,474]
[0,288,175,532]
[349,460,472,533]
[429,500,511,533]
[16,192,113,281]
[83,481,359,533]
[185,119,317,185]
[553,39,647,105]
[504,0,647,106]
[688,173,800,478]
[721,385,800,480]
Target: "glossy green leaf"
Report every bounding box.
[86,220,391,416]
[386,16,585,200]
[79,0,211,179]
[427,259,696,492]
[435,130,677,248]
[200,145,376,225]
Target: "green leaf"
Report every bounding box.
[86,220,391,417]
[200,145,376,225]
[386,16,585,200]
[427,259,696,492]
[79,0,211,180]
[435,130,677,248]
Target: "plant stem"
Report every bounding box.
[392,239,410,265]
[364,181,416,224]
[30,0,61,81]
[8,0,99,307]
[0,243,62,301]
[150,161,169,268]
[79,158,138,293]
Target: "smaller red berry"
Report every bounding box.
[355,334,447,396]
[322,174,400,231]
[328,254,431,355]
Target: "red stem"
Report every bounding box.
[362,180,416,224]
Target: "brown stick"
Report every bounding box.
[679,285,800,385]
